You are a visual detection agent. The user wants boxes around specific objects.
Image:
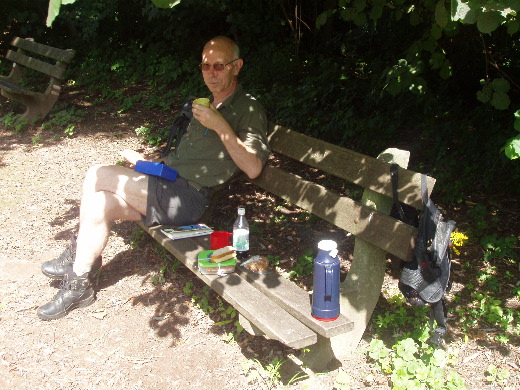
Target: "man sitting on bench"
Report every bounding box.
[37,36,271,321]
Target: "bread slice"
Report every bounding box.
[210,245,236,263]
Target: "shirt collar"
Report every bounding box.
[215,84,244,111]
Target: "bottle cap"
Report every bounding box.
[318,240,338,257]
[238,207,245,215]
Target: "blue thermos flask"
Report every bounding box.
[311,240,340,321]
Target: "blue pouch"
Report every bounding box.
[134,161,178,182]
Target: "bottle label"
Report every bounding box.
[233,228,249,251]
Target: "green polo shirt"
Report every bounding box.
[164,84,270,188]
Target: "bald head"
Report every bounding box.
[203,36,240,60]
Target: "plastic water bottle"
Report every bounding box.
[311,240,340,321]
[233,207,249,260]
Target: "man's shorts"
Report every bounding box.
[142,175,210,227]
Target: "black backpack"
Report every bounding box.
[390,164,456,346]
[161,99,194,158]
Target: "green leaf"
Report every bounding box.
[451,0,477,24]
[477,85,493,103]
[46,0,77,27]
[150,0,182,8]
[491,78,510,93]
[430,52,445,69]
[431,349,447,367]
[340,8,355,21]
[491,91,510,110]
[410,10,421,26]
[431,23,443,40]
[316,11,329,29]
[354,12,367,26]
[507,19,519,35]
[439,60,452,79]
[353,0,367,12]
[370,5,383,21]
[476,11,504,34]
[394,338,418,361]
[502,135,520,159]
[435,1,448,28]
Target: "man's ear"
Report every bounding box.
[234,58,244,76]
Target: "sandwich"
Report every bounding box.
[210,246,236,263]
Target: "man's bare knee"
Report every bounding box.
[83,164,125,194]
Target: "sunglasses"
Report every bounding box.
[199,58,238,72]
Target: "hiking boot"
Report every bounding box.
[41,235,102,279]
[37,270,95,321]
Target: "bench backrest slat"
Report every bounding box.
[6,50,67,80]
[251,165,416,261]
[11,37,75,63]
[267,125,435,209]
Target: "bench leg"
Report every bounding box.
[2,81,61,123]
[299,334,342,372]
[331,148,411,358]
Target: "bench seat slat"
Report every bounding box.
[252,165,417,261]
[6,50,67,80]
[12,37,76,63]
[235,268,354,338]
[0,78,37,95]
[267,125,435,209]
[138,223,318,349]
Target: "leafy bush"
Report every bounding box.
[367,338,467,390]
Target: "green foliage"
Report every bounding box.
[4,0,518,199]
[485,364,511,384]
[242,355,309,388]
[1,112,27,132]
[46,0,77,27]
[129,226,148,248]
[182,281,244,335]
[289,248,315,279]
[41,107,84,136]
[452,0,519,34]
[477,78,511,110]
[447,204,520,342]
[134,124,170,147]
[456,288,520,341]
[501,110,520,159]
[333,371,352,390]
[480,234,518,262]
[151,244,180,285]
[150,0,181,9]
[367,338,467,390]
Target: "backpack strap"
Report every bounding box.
[390,164,406,221]
[429,299,448,347]
[421,173,429,205]
[161,99,194,158]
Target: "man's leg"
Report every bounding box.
[73,164,148,275]
[37,164,149,320]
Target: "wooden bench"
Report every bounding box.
[139,124,436,370]
[0,37,75,123]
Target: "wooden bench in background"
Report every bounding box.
[139,124,436,371]
[0,37,75,123]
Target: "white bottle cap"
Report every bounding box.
[318,240,338,257]
[238,207,245,215]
